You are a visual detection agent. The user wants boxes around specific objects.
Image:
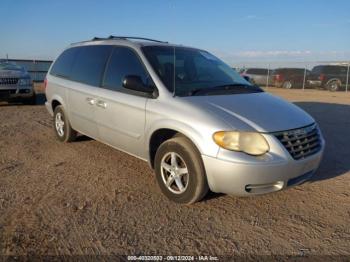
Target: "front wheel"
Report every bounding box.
[154,136,209,204]
[53,105,77,142]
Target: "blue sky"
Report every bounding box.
[1,0,349,65]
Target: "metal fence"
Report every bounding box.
[1,58,349,91]
[233,61,350,92]
[1,59,52,82]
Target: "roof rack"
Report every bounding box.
[91,35,168,43]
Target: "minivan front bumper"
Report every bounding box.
[202,146,324,196]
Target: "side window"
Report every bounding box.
[341,67,347,74]
[247,69,268,75]
[103,47,150,92]
[70,45,113,86]
[50,47,79,78]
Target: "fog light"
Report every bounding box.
[245,181,284,194]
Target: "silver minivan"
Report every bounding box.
[45,36,325,204]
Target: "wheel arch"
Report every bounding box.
[146,122,207,169]
[51,95,66,112]
[326,78,342,85]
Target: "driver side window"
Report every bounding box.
[102,47,151,93]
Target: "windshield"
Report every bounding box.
[0,62,25,71]
[142,46,261,97]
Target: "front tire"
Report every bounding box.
[154,136,209,204]
[53,105,77,142]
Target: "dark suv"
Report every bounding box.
[272,68,309,89]
[307,65,349,91]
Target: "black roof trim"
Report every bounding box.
[91,35,168,43]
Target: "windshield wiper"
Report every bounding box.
[189,83,263,96]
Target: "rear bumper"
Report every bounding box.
[202,146,324,196]
[306,80,323,87]
[45,101,53,116]
[0,85,34,100]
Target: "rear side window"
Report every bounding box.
[275,68,304,75]
[50,47,79,78]
[311,66,323,74]
[312,65,347,74]
[70,45,113,86]
[326,66,347,74]
[103,47,150,92]
[246,68,268,75]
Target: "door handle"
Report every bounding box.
[96,100,107,109]
[86,97,96,105]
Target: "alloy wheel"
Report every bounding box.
[160,152,189,194]
[55,112,65,137]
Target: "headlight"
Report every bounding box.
[18,78,32,86]
[213,131,269,156]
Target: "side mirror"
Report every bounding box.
[122,75,154,94]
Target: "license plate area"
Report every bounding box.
[0,90,16,98]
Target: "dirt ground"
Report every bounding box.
[0,86,349,258]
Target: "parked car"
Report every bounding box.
[45,36,324,204]
[240,68,273,86]
[0,61,36,104]
[272,68,309,89]
[307,65,349,91]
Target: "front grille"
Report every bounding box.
[274,124,322,160]
[0,77,19,85]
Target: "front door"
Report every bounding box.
[95,46,152,158]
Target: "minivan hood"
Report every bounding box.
[186,92,314,133]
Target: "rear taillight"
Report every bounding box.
[44,77,47,90]
[319,74,325,81]
[274,74,283,81]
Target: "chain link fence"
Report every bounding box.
[2,57,350,91]
[233,61,350,92]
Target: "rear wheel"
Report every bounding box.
[282,80,293,89]
[154,136,208,204]
[53,105,77,142]
[326,80,341,92]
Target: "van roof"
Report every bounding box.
[71,35,177,48]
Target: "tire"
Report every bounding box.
[326,80,341,92]
[53,105,77,142]
[282,81,293,89]
[23,93,36,105]
[154,136,209,204]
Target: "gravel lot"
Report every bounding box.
[0,87,349,258]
